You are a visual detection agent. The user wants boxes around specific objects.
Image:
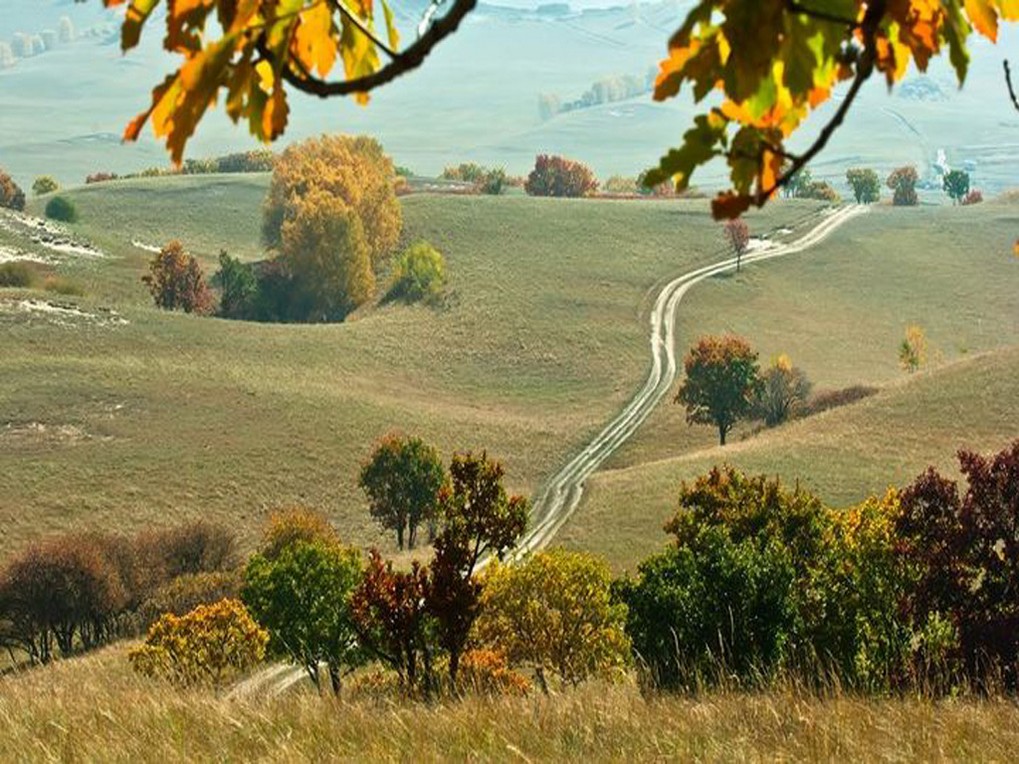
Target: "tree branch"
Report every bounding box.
[279,0,477,98]
[1006,60,1019,113]
[329,0,397,59]
[785,0,859,28]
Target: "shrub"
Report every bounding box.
[943,169,970,204]
[478,550,630,688]
[43,275,84,296]
[360,434,446,550]
[387,241,447,304]
[142,240,214,315]
[0,262,37,288]
[799,385,878,417]
[525,154,599,197]
[129,599,267,687]
[753,354,812,427]
[85,172,119,185]
[455,649,530,696]
[243,540,364,694]
[441,163,506,194]
[212,251,257,320]
[887,166,919,206]
[258,507,340,562]
[899,324,927,373]
[216,150,276,173]
[137,520,238,581]
[138,571,240,628]
[603,175,637,195]
[801,180,841,203]
[0,170,26,211]
[961,189,984,206]
[45,195,78,223]
[32,176,59,196]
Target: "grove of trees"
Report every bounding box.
[143,240,214,315]
[888,166,920,207]
[846,168,881,204]
[524,155,599,198]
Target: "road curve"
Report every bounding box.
[511,204,870,559]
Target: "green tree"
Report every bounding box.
[279,188,375,322]
[45,196,78,223]
[243,540,364,694]
[477,550,630,689]
[846,168,881,204]
[213,251,257,320]
[387,241,447,303]
[32,176,59,196]
[675,335,762,446]
[943,169,970,205]
[359,434,446,550]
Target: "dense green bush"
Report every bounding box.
[45,195,79,223]
[386,242,447,304]
[213,251,258,320]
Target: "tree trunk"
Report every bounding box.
[396,526,405,551]
[719,423,727,446]
[328,662,342,696]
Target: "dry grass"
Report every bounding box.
[2,646,1017,762]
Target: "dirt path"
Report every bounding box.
[236,204,869,697]
[510,204,870,559]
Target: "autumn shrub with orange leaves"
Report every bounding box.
[142,240,214,315]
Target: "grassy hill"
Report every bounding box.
[0,176,820,555]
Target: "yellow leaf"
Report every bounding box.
[294,3,338,78]
[966,0,999,40]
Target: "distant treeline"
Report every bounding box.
[538,68,657,120]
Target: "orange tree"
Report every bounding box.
[103,2,1017,218]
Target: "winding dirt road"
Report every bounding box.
[511,204,870,559]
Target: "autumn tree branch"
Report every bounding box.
[785,0,859,28]
[1006,60,1019,112]
[278,0,477,97]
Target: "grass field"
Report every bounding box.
[1,643,1017,762]
[1,176,821,556]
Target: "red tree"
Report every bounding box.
[142,240,214,314]
[723,218,750,272]
[524,155,599,198]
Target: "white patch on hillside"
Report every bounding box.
[0,209,106,260]
[0,298,128,327]
[131,240,161,253]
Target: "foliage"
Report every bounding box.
[0,170,25,211]
[961,189,984,206]
[212,251,258,320]
[525,155,599,198]
[0,262,37,288]
[799,384,878,418]
[800,180,841,203]
[214,150,276,173]
[85,172,119,185]
[478,550,630,687]
[263,135,401,264]
[258,507,340,562]
[846,168,881,204]
[243,540,364,693]
[138,571,240,629]
[278,187,375,322]
[897,442,1019,689]
[675,335,762,446]
[454,649,531,695]
[643,1,1019,218]
[441,163,506,195]
[943,170,971,204]
[783,168,813,199]
[887,166,920,207]
[899,324,927,373]
[350,550,434,691]
[32,176,59,196]
[359,434,446,550]
[428,451,529,682]
[142,240,214,315]
[44,196,78,223]
[603,175,638,195]
[753,354,812,427]
[387,241,447,304]
[723,218,749,272]
[128,599,267,687]
[42,276,85,296]
[136,520,238,581]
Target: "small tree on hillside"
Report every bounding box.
[899,324,927,373]
[887,166,919,207]
[723,218,750,272]
[213,251,257,320]
[753,354,812,427]
[0,170,25,211]
[387,241,447,304]
[32,176,59,196]
[943,170,970,205]
[142,240,214,314]
[524,154,599,198]
[846,168,881,203]
[45,196,78,223]
[675,335,762,446]
[359,434,446,550]
[783,168,812,198]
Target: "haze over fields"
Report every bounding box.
[3,0,1019,192]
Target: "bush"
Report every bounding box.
[387,241,447,304]
[0,170,25,211]
[800,180,841,203]
[799,385,878,417]
[961,189,983,206]
[525,154,599,198]
[32,176,59,196]
[455,649,530,696]
[43,275,84,296]
[212,251,257,320]
[887,166,919,206]
[142,240,214,315]
[138,571,240,628]
[137,520,238,581]
[478,550,630,687]
[243,540,364,694]
[216,150,275,173]
[85,172,119,185]
[0,262,37,288]
[129,599,267,687]
[45,195,78,223]
[441,163,506,195]
[753,355,812,427]
[258,507,340,562]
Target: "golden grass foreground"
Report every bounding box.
[1,646,1017,762]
